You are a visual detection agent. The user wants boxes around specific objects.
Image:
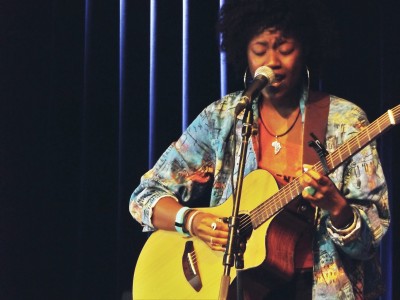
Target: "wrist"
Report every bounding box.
[329,205,354,229]
[184,210,201,236]
[326,208,360,244]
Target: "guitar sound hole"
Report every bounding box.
[238,213,253,240]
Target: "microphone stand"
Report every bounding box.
[219,103,254,300]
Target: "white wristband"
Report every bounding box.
[174,206,191,236]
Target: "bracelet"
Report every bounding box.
[186,210,201,237]
[175,207,191,236]
[329,209,358,235]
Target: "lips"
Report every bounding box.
[271,74,285,87]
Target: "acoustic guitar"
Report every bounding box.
[133,105,399,299]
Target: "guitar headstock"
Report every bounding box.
[389,104,400,125]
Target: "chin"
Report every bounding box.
[267,86,286,97]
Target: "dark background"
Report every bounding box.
[1,1,399,299]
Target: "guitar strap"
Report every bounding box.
[290,90,330,272]
[284,90,330,215]
[302,91,330,165]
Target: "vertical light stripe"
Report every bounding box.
[149,0,157,168]
[220,52,227,98]
[219,0,227,98]
[83,0,91,103]
[119,0,126,161]
[182,0,189,131]
[117,0,127,292]
[78,1,92,293]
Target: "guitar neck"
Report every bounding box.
[250,105,400,229]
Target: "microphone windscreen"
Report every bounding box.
[254,66,275,82]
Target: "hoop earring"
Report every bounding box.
[243,68,248,89]
[305,65,310,94]
[243,67,253,89]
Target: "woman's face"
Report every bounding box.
[247,28,305,104]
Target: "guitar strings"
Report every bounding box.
[239,107,399,232]
[190,251,198,265]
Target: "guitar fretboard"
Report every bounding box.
[250,105,400,229]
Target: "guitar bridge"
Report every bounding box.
[182,241,202,292]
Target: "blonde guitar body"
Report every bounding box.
[133,169,278,300]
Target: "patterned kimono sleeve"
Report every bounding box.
[129,107,216,232]
[326,102,390,259]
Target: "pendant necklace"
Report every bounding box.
[259,107,301,155]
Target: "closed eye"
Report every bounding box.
[279,47,295,55]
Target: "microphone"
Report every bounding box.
[235,66,275,115]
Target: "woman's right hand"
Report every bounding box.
[188,211,229,251]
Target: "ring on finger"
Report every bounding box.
[211,222,217,230]
[304,186,316,196]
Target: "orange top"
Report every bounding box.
[257,111,313,269]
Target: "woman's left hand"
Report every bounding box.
[300,164,354,228]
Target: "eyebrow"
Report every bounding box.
[253,37,290,48]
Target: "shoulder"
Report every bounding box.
[329,94,364,113]
[203,91,243,114]
[307,91,368,123]
[186,91,243,138]
[197,91,243,124]
[328,95,368,124]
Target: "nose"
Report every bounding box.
[265,50,281,69]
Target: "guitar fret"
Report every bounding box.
[294,181,301,197]
[371,127,378,139]
[273,199,279,213]
[337,147,343,163]
[289,190,296,199]
[377,119,382,133]
[252,214,259,227]
[257,209,262,223]
[366,127,371,140]
[318,163,325,174]
[328,154,334,171]
[256,209,261,225]
[356,135,361,148]
[264,208,269,221]
[346,142,352,157]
